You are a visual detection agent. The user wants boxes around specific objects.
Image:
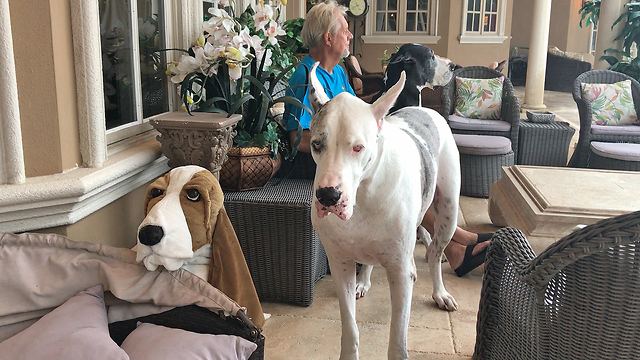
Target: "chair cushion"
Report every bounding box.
[0,284,129,360]
[590,123,640,135]
[453,134,512,155]
[454,76,504,120]
[121,322,257,360]
[590,141,640,162]
[448,114,511,132]
[581,80,639,125]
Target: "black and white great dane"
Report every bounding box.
[308,46,459,360]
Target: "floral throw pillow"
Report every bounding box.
[454,76,504,120]
[581,80,639,125]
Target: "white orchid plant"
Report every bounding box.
[166,0,308,158]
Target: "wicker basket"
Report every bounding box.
[219,146,282,191]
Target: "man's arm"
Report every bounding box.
[289,129,311,154]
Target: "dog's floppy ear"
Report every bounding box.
[371,71,406,129]
[308,62,330,114]
[207,206,265,329]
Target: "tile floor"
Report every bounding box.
[259,87,578,360]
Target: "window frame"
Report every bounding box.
[362,0,440,45]
[105,0,178,144]
[458,0,507,44]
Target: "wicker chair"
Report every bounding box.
[569,69,640,168]
[343,54,384,103]
[442,66,520,157]
[473,209,640,360]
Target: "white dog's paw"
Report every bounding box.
[355,280,371,299]
[432,290,458,311]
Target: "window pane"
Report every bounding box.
[474,0,481,11]
[466,12,473,31]
[483,14,489,31]
[407,0,416,11]
[377,0,386,10]
[406,12,415,31]
[473,13,480,31]
[376,13,386,31]
[492,0,498,12]
[490,14,497,32]
[389,0,397,11]
[100,0,137,130]
[467,0,473,11]
[387,11,396,31]
[485,0,490,12]
[139,0,168,119]
[418,0,428,10]
[417,12,427,31]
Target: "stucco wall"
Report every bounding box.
[9,0,81,177]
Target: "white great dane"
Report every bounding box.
[308,63,460,360]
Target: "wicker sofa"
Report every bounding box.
[473,209,640,360]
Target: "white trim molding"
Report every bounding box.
[0,133,169,233]
[361,35,441,44]
[0,0,25,185]
[70,0,107,168]
[458,35,508,44]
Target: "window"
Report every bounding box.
[589,23,597,55]
[362,0,439,44]
[99,0,171,134]
[459,0,507,44]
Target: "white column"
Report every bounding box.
[523,0,552,111]
[0,0,25,184]
[70,0,107,167]
[593,0,626,70]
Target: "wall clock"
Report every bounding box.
[347,0,369,19]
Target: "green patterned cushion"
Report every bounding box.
[581,80,639,125]
[454,76,504,120]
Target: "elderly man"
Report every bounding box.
[284,0,492,277]
[284,0,354,154]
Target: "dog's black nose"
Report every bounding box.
[316,187,341,207]
[138,225,164,246]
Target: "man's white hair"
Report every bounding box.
[301,0,348,49]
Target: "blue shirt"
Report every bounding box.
[285,55,355,131]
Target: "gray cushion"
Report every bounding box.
[590,141,640,162]
[590,124,640,135]
[453,134,513,156]
[448,115,511,132]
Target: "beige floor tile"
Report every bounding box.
[450,310,480,357]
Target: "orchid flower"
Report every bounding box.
[254,3,275,31]
[263,20,286,46]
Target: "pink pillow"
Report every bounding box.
[0,284,129,360]
[121,322,257,360]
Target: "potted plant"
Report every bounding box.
[162,0,309,191]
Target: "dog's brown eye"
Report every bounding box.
[186,189,201,202]
[150,188,163,198]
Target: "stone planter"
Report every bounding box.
[149,112,241,179]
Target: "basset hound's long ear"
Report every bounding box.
[207,206,266,329]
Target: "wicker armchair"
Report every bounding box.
[473,210,640,360]
[343,54,384,103]
[442,66,520,157]
[569,70,640,167]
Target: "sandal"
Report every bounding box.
[453,243,488,277]
[476,233,494,243]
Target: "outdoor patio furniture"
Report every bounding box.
[223,176,327,306]
[442,66,520,159]
[343,54,384,103]
[473,209,640,360]
[569,69,640,168]
[454,133,514,198]
[517,118,575,166]
[589,141,640,171]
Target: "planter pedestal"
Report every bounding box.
[150,112,241,179]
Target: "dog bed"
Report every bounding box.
[0,232,264,360]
